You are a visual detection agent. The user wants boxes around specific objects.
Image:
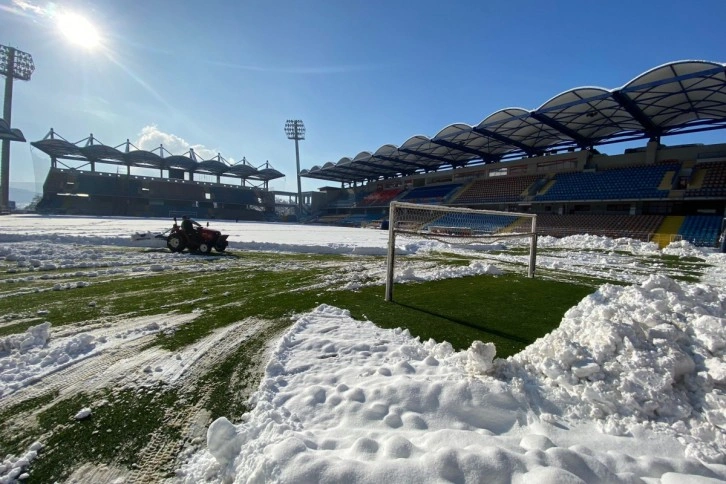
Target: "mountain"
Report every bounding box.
[9,183,41,208]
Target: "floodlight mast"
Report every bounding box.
[284,119,305,217]
[0,45,35,213]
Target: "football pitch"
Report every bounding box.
[0,243,715,482]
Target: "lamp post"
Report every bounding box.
[284,119,305,218]
[0,45,34,213]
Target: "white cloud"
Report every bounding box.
[134,125,234,163]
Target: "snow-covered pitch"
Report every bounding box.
[1,215,725,483]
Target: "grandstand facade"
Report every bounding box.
[302,61,726,247]
[31,130,288,220]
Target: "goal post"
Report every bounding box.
[385,201,537,302]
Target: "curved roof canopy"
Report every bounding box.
[163,155,196,171]
[197,159,229,175]
[32,139,85,159]
[255,167,284,181]
[226,163,258,177]
[123,150,163,169]
[80,144,125,164]
[0,118,26,142]
[304,60,726,183]
[31,132,281,183]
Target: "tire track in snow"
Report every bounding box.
[2,313,200,409]
[125,318,270,484]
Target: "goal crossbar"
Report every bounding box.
[385,201,537,302]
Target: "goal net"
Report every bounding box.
[385,201,537,302]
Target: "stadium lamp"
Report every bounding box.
[284,119,305,217]
[0,45,35,213]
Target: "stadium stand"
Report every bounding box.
[36,168,270,220]
[327,190,364,208]
[360,188,404,207]
[339,213,385,227]
[301,62,725,246]
[399,183,462,204]
[678,215,723,247]
[424,213,520,234]
[685,161,726,198]
[29,61,726,236]
[453,175,540,205]
[535,163,680,202]
[524,214,665,241]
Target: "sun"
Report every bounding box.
[58,12,101,49]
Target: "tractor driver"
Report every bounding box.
[181,215,201,244]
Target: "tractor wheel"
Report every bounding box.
[199,242,212,254]
[167,235,185,253]
[215,241,227,252]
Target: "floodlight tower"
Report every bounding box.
[0,45,35,212]
[284,119,305,217]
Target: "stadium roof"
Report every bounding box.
[303,60,726,184]
[31,131,284,182]
[0,118,26,142]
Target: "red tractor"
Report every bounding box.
[165,217,229,254]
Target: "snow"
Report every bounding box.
[0,323,98,398]
[1,215,725,483]
[74,408,92,420]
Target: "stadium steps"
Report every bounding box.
[498,217,522,234]
[526,178,548,196]
[652,216,685,248]
[658,171,675,190]
[499,217,531,234]
[688,169,706,189]
[447,180,476,204]
[537,179,556,195]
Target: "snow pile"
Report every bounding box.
[0,441,43,484]
[662,239,709,258]
[180,296,726,483]
[508,274,726,463]
[0,322,51,354]
[702,253,726,288]
[538,234,661,255]
[0,323,98,398]
[394,260,502,283]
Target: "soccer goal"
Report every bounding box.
[385,201,538,302]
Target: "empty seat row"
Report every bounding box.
[454,175,540,204]
[678,214,723,247]
[536,164,680,201]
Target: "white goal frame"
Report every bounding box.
[385,201,538,302]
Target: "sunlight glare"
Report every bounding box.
[58,12,101,49]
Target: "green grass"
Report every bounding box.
[318,273,593,357]
[148,265,594,358]
[2,388,179,483]
[0,244,709,480]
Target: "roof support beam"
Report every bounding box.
[471,127,542,156]
[372,155,431,170]
[610,90,661,137]
[397,148,455,166]
[429,138,496,162]
[529,112,593,148]
[323,166,372,179]
[354,159,400,174]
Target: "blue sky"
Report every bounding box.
[2,0,726,194]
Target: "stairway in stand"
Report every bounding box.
[651,215,685,248]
